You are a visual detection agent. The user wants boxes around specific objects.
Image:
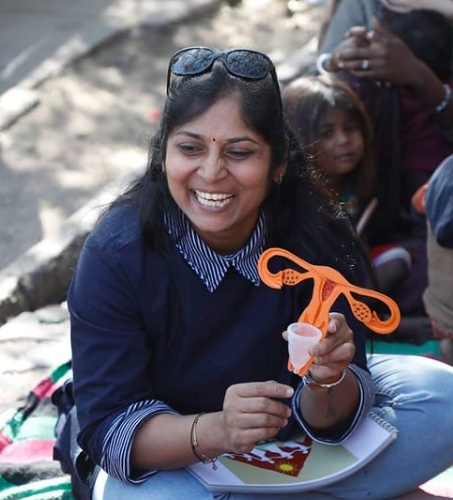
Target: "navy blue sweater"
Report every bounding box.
[69,204,371,482]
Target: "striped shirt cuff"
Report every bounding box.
[101,400,178,483]
[292,364,374,444]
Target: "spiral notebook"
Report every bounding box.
[187,412,397,493]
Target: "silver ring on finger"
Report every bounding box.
[361,59,369,70]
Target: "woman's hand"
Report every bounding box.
[283,313,360,430]
[281,312,355,383]
[307,312,356,382]
[221,381,293,454]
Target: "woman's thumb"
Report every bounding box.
[370,17,391,37]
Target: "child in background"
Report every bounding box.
[282,74,376,234]
[282,74,412,295]
[281,74,430,345]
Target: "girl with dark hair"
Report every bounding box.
[67,47,453,499]
[282,73,413,321]
[282,74,377,235]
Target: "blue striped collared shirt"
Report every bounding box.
[164,209,265,292]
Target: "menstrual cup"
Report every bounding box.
[287,322,322,374]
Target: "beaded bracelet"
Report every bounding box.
[303,369,346,390]
[190,412,218,469]
[432,84,452,114]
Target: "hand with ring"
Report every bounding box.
[331,18,424,86]
[282,313,355,382]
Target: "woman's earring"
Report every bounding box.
[276,172,283,185]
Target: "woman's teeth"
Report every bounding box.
[194,191,233,208]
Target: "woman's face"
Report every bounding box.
[314,107,365,178]
[165,96,281,254]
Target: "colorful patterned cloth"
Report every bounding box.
[0,362,72,500]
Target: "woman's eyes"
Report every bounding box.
[177,143,254,159]
[178,143,202,155]
[226,150,254,160]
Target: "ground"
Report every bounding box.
[0,0,325,270]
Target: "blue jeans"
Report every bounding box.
[92,355,453,500]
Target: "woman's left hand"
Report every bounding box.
[283,313,360,428]
[306,312,355,382]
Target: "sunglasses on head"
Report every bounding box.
[166,46,281,97]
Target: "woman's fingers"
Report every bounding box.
[223,381,293,425]
[307,313,355,371]
[313,340,356,367]
[230,380,293,400]
[222,381,293,453]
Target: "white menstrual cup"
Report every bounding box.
[287,322,322,373]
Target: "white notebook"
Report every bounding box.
[187,412,398,493]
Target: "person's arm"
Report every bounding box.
[293,363,373,442]
[131,381,293,471]
[380,0,453,18]
[296,313,362,432]
[133,314,368,470]
[281,306,373,444]
[288,269,375,441]
[318,0,343,50]
[69,227,180,479]
[131,308,373,470]
[319,0,381,54]
[331,19,453,126]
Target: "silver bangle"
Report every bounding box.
[316,53,333,75]
[432,84,452,114]
[303,369,346,390]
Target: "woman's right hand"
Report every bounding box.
[220,381,293,454]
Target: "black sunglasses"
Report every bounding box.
[166,46,281,98]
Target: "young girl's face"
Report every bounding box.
[314,107,365,178]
